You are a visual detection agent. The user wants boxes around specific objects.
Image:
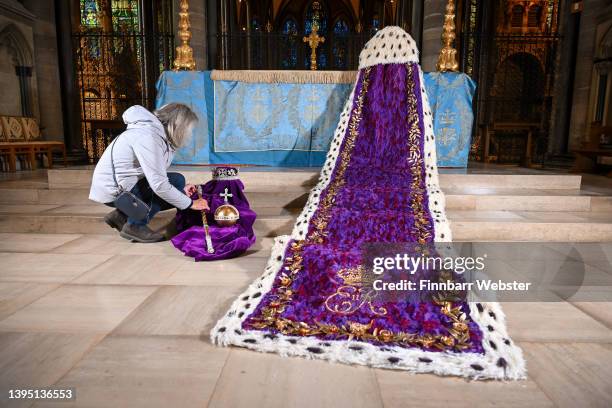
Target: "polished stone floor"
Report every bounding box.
[0,232,611,407]
[0,166,611,407]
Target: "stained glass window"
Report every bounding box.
[112,0,140,32]
[511,6,524,27]
[371,14,381,34]
[528,6,542,27]
[282,18,298,69]
[80,0,100,29]
[332,18,349,69]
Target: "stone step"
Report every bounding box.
[0,207,611,241]
[1,188,610,212]
[46,167,583,190]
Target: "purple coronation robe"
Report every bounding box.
[171,167,256,261]
[210,27,526,380]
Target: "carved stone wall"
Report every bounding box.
[568,0,610,150]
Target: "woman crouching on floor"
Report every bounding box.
[89,103,209,243]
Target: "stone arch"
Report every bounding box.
[0,23,33,67]
[0,23,34,117]
[597,25,612,60]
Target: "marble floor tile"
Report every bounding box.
[0,204,61,214]
[375,368,553,408]
[72,255,188,285]
[447,210,526,221]
[0,331,102,408]
[35,336,229,408]
[0,285,156,334]
[166,257,267,286]
[119,240,188,256]
[208,348,383,408]
[571,301,612,329]
[501,302,612,342]
[114,286,240,336]
[44,205,110,215]
[50,234,134,255]
[522,342,612,408]
[0,253,112,283]
[0,283,59,321]
[0,233,80,253]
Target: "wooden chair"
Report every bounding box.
[0,116,66,172]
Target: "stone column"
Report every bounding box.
[548,0,580,155]
[568,0,607,150]
[53,0,81,150]
[421,0,447,72]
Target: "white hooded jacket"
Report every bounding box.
[88,105,192,210]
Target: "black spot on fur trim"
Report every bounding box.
[497,357,507,368]
[418,357,432,363]
[243,339,257,344]
[489,311,497,320]
[276,256,282,261]
[487,325,494,332]
[489,340,497,350]
[307,347,324,354]
[245,303,251,309]
[504,339,511,346]
[471,364,484,371]
[263,333,277,340]
[476,303,484,313]
[218,327,226,332]
[388,357,401,364]
[287,339,297,344]
[242,296,249,301]
[238,312,244,318]
[252,292,261,298]
[349,346,363,351]
[234,329,242,335]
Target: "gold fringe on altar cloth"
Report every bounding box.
[210,70,358,84]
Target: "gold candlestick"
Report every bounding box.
[303,24,325,71]
[173,0,196,71]
[436,0,459,72]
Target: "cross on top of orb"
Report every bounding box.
[220,187,233,203]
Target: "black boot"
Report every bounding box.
[104,209,127,232]
[120,223,164,243]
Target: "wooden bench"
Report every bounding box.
[0,116,66,172]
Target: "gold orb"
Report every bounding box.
[214,204,240,227]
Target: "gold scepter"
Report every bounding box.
[197,185,214,254]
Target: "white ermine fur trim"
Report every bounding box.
[358,26,419,70]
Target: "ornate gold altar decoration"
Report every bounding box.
[303,24,325,71]
[173,0,196,70]
[436,0,460,72]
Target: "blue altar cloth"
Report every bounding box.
[155,71,214,164]
[423,72,476,167]
[155,71,475,167]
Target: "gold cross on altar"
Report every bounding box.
[303,25,325,71]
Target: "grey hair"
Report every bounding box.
[153,103,198,149]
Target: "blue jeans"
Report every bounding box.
[109,172,187,226]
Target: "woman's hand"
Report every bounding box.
[184,184,197,196]
[191,198,210,211]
